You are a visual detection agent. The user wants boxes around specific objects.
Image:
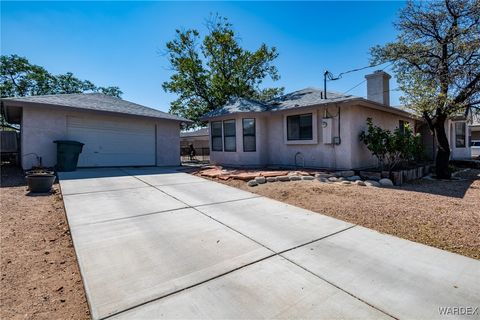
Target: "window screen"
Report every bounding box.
[211,121,223,151]
[287,113,313,140]
[223,120,236,152]
[243,118,256,152]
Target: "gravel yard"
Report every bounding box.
[205,169,480,260]
[0,166,89,320]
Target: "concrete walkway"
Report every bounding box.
[59,168,480,320]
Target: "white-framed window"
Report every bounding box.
[211,121,223,151]
[283,110,318,145]
[287,113,313,140]
[242,118,256,152]
[223,119,236,152]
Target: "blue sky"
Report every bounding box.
[1,1,406,112]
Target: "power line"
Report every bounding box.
[336,61,390,79]
[341,62,394,95]
[326,61,391,82]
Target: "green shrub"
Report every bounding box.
[359,118,424,171]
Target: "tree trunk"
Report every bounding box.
[433,117,451,179]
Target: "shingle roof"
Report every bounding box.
[202,97,269,119]
[268,88,356,111]
[1,93,190,122]
[201,88,357,119]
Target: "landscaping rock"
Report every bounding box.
[289,171,311,176]
[328,177,338,182]
[289,176,302,181]
[317,177,329,183]
[247,180,258,187]
[277,176,291,182]
[364,180,381,187]
[379,178,394,187]
[302,176,315,180]
[341,181,351,185]
[337,177,347,182]
[336,170,355,177]
[255,176,266,184]
[347,175,361,181]
[355,180,366,186]
[359,171,381,181]
[266,177,277,183]
[315,173,333,178]
[259,171,289,177]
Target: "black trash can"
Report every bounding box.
[54,140,84,172]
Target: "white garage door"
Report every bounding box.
[67,116,156,167]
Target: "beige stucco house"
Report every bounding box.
[1,93,190,169]
[201,71,472,170]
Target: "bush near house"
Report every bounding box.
[360,118,424,172]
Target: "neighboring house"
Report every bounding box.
[180,127,209,149]
[1,93,190,169]
[180,127,210,162]
[201,70,471,170]
[445,115,471,160]
[468,113,480,158]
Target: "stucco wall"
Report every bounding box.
[209,113,268,167]
[347,105,414,169]
[265,106,351,169]
[155,118,181,166]
[208,103,417,170]
[21,105,180,169]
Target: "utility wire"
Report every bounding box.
[326,61,391,82]
[336,61,390,79]
[341,62,394,95]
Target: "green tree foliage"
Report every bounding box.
[360,118,424,171]
[0,54,122,98]
[163,15,284,126]
[370,0,479,179]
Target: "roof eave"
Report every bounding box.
[0,98,191,123]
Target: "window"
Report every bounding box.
[399,120,406,134]
[455,122,466,148]
[243,118,256,152]
[223,120,236,152]
[287,113,313,140]
[211,121,223,151]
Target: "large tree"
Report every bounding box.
[163,16,284,126]
[0,54,122,98]
[371,0,479,179]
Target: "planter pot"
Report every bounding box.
[26,174,56,193]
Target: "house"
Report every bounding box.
[201,70,471,170]
[180,127,209,149]
[1,93,190,169]
[180,127,210,162]
[201,71,415,170]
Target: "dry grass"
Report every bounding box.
[207,170,480,260]
[0,166,90,320]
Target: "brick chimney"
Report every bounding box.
[365,70,391,106]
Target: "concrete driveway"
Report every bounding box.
[59,168,480,320]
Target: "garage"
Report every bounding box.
[67,116,156,167]
[1,93,190,169]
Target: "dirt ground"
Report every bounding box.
[208,169,480,260]
[0,166,90,320]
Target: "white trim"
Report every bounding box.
[283,110,318,145]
